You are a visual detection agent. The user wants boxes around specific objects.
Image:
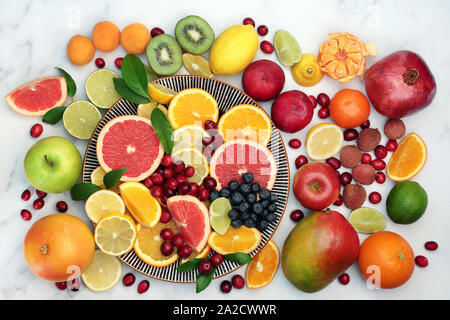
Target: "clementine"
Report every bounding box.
[66,35,95,66]
[92,21,121,52]
[329,89,370,128]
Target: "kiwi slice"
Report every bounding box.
[146,34,182,75]
[175,15,215,55]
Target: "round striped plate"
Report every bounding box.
[82,75,290,282]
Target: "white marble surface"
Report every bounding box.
[1,0,449,300]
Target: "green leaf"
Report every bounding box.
[151,108,174,154]
[70,183,102,201]
[121,54,149,98]
[145,65,158,81]
[177,258,208,272]
[113,78,151,104]
[103,168,127,189]
[196,267,216,293]
[223,252,252,265]
[42,106,66,124]
[55,67,76,98]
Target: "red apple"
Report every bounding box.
[293,162,341,210]
[242,59,285,101]
[271,90,313,133]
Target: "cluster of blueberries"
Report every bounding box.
[209,172,278,232]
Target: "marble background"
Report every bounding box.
[1,0,449,300]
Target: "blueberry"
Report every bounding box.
[252,202,263,214]
[266,213,277,223]
[230,192,244,205]
[250,183,260,193]
[257,220,269,232]
[246,193,257,204]
[259,188,271,200]
[219,188,231,198]
[261,199,270,208]
[239,201,250,213]
[244,219,256,228]
[209,190,220,202]
[242,172,254,184]
[228,209,239,220]
[261,209,269,217]
[239,183,251,194]
[228,180,239,191]
[231,219,243,228]
[267,203,276,212]
[269,193,278,203]
[240,212,250,221]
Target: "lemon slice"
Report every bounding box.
[182,53,213,77]
[349,207,386,233]
[172,124,208,152]
[91,166,107,189]
[81,249,122,292]
[148,82,177,105]
[85,69,121,109]
[305,123,343,160]
[63,100,101,139]
[273,30,302,67]
[94,213,137,256]
[171,147,209,184]
[210,197,232,235]
[137,101,168,120]
[85,189,126,223]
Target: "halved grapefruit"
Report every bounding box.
[5,76,67,116]
[209,139,277,190]
[96,115,164,181]
[166,195,210,252]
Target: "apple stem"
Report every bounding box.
[44,155,54,168]
[402,68,419,86]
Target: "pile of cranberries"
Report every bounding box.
[242,17,274,54]
[159,224,193,259]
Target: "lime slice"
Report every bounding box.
[349,207,386,233]
[63,100,101,139]
[210,197,232,235]
[273,30,301,67]
[81,249,122,292]
[137,101,168,120]
[85,69,121,109]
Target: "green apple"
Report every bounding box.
[24,136,82,193]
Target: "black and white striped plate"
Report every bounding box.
[82,75,290,283]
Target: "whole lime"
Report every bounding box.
[386,181,428,224]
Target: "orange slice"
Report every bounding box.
[207,226,261,255]
[387,133,427,181]
[168,88,219,129]
[133,221,179,267]
[218,104,272,146]
[119,182,161,227]
[246,240,280,289]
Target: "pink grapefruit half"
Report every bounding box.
[210,139,277,190]
[5,76,67,116]
[96,115,164,181]
[166,195,210,252]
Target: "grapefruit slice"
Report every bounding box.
[166,195,210,252]
[209,139,277,190]
[5,76,67,116]
[96,115,164,181]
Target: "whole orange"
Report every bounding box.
[358,231,414,289]
[121,23,151,55]
[329,88,370,128]
[66,34,95,66]
[24,213,95,282]
[92,21,121,52]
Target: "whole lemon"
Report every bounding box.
[291,53,323,87]
[209,25,259,75]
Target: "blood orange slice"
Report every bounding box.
[166,195,210,252]
[96,115,164,181]
[5,76,67,116]
[209,139,277,190]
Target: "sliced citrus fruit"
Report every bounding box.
[207,226,261,255]
[90,166,120,193]
[85,189,125,223]
[182,53,213,77]
[96,115,164,181]
[63,100,101,139]
[246,240,280,289]
[172,124,208,152]
[119,182,162,228]
[209,197,232,235]
[85,69,121,109]
[148,82,177,105]
[81,249,122,292]
[133,220,180,267]
[349,207,386,233]
[305,123,343,160]
[386,133,427,181]
[94,213,137,256]
[218,104,272,146]
[273,30,301,67]
[171,147,209,184]
[181,245,211,264]
[168,88,219,129]
[137,101,168,120]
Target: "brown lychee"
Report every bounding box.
[343,184,366,209]
[352,164,375,185]
[357,128,381,152]
[340,145,362,169]
[384,118,406,140]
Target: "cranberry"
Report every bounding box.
[160,195,168,204]
[162,184,176,197]
[55,281,67,290]
[36,190,47,198]
[161,241,174,256]
[33,198,44,210]
[177,181,191,195]
[415,255,428,268]
[290,209,304,222]
[21,189,31,201]
[318,107,329,119]
[115,57,123,69]
[69,278,81,291]
[172,234,185,247]
[184,166,195,178]
[295,155,308,169]
[151,172,164,185]
[232,275,245,289]
[188,182,199,196]
[204,120,218,131]
[374,145,388,159]
[243,17,255,27]
[220,280,232,293]
[177,245,192,259]
[317,93,330,107]
[309,95,317,108]
[199,260,213,274]
[137,280,150,294]
[343,129,358,141]
[160,209,171,223]
[150,27,165,37]
[326,157,341,170]
[340,172,352,186]
[375,172,386,184]
[288,138,301,149]
[203,176,217,190]
[370,159,386,170]
[173,161,186,174]
[160,228,174,241]
[361,153,372,164]
[175,174,188,184]
[155,166,164,175]
[210,254,224,266]
[202,136,212,146]
[30,124,43,138]
[386,139,398,152]
[150,185,163,198]
[334,194,343,206]
[257,25,268,36]
[425,241,438,251]
[21,209,32,221]
[163,168,175,178]
[122,273,135,286]
[144,177,154,188]
[95,57,105,68]
[360,119,370,129]
[161,154,174,167]
[369,192,382,204]
[56,201,68,212]
[260,41,274,54]
[338,273,350,285]
[197,188,210,202]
